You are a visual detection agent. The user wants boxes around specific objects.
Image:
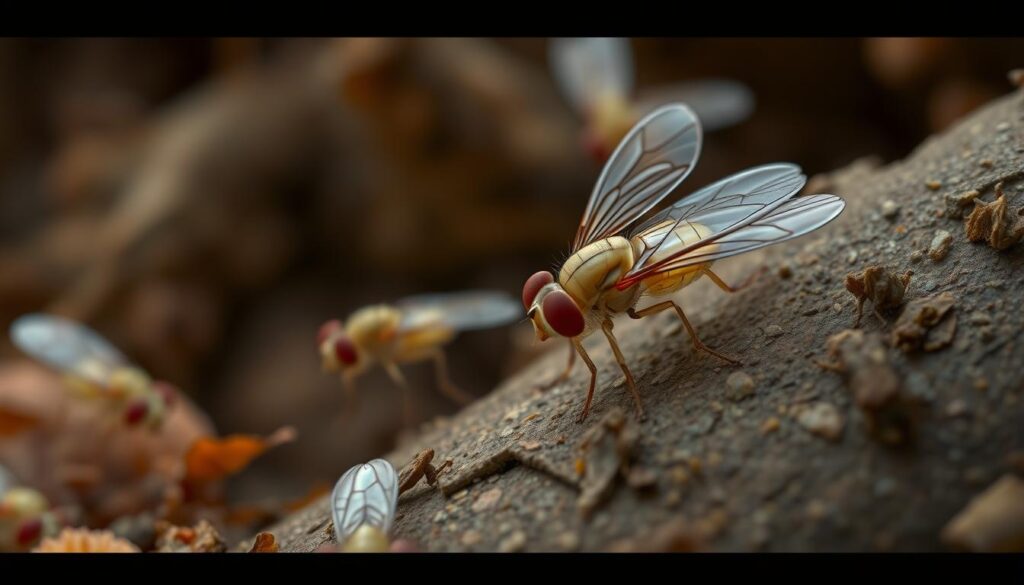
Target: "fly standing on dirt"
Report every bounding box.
[523,103,845,423]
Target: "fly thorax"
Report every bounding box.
[347,304,402,356]
[559,236,635,309]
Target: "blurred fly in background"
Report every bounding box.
[549,37,754,162]
[317,290,521,425]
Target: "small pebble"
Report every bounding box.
[498,531,527,553]
[725,372,756,401]
[460,530,482,547]
[942,474,1024,551]
[881,200,899,219]
[926,180,942,191]
[471,488,502,513]
[765,324,784,338]
[760,417,781,434]
[928,230,953,261]
[796,402,844,442]
[946,399,968,418]
[556,531,580,551]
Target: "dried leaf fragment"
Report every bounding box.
[32,527,140,553]
[154,519,227,553]
[845,266,912,326]
[0,406,40,437]
[249,532,278,553]
[964,182,1024,250]
[942,474,1024,552]
[819,329,917,444]
[891,292,957,353]
[184,426,297,485]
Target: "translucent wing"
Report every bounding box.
[9,313,131,387]
[397,290,521,333]
[332,459,399,543]
[619,163,811,288]
[635,79,755,132]
[572,103,702,251]
[549,37,634,116]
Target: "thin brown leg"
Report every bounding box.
[536,340,576,391]
[601,319,645,420]
[338,373,360,425]
[628,301,741,365]
[429,349,474,405]
[703,266,763,293]
[385,363,415,428]
[572,339,599,423]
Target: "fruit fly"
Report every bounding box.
[9,313,177,430]
[331,459,398,552]
[550,37,754,163]
[0,470,63,551]
[523,103,845,423]
[317,290,520,422]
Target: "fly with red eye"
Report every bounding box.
[523,103,845,423]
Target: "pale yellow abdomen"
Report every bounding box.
[559,236,635,309]
[631,220,718,297]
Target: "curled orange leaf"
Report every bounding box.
[0,405,40,437]
[184,426,297,484]
[249,532,278,553]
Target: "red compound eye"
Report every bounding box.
[542,291,584,338]
[333,336,358,366]
[124,399,149,425]
[16,518,42,547]
[582,131,610,164]
[317,319,344,346]
[522,271,554,309]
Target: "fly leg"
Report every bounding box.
[601,319,644,420]
[572,339,599,424]
[628,301,741,365]
[385,363,416,428]
[337,373,360,426]
[536,340,576,391]
[702,266,764,293]
[429,348,474,405]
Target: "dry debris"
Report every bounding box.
[844,266,913,326]
[927,230,953,261]
[964,182,1024,250]
[818,329,917,445]
[941,474,1024,552]
[795,402,844,442]
[891,292,957,353]
[576,408,640,519]
[604,517,702,552]
[154,519,227,553]
[32,527,140,553]
[398,449,451,495]
[249,532,278,552]
[944,189,981,219]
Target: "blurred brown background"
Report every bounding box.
[0,37,1020,510]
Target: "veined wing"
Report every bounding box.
[635,79,755,132]
[332,459,399,544]
[572,103,702,251]
[619,163,811,288]
[9,313,131,387]
[397,290,521,333]
[549,37,634,117]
